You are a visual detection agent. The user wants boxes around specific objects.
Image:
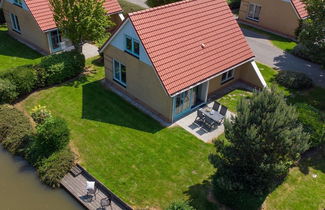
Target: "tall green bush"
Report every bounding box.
[34,117,70,158]
[0,78,18,104]
[211,88,309,208]
[38,148,75,187]
[39,51,85,86]
[275,71,313,90]
[0,105,33,154]
[0,65,38,96]
[166,201,195,210]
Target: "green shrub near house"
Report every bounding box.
[0,65,38,96]
[275,70,313,90]
[166,201,195,210]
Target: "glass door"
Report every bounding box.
[174,90,192,117]
[49,30,62,53]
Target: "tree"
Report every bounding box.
[49,0,114,52]
[298,0,325,67]
[211,88,309,198]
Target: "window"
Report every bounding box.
[113,59,126,86]
[49,30,62,51]
[10,14,20,32]
[248,3,261,21]
[221,69,234,84]
[13,0,23,6]
[125,35,140,57]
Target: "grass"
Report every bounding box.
[239,24,297,52]
[21,57,216,209]
[0,25,42,72]
[264,145,325,210]
[217,89,252,113]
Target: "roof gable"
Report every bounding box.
[291,0,308,19]
[110,19,153,66]
[128,0,254,95]
[24,0,123,31]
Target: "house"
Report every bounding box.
[1,0,124,54]
[238,0,308,39]
[99,0,266,123]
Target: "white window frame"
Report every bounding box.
[125,35,140,57]
[10,13,20,33]
[113,59,127,87]
[13,0,23,6]
[221,69,235,84]
[247,3,261,21]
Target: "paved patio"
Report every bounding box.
[176,102,235,143]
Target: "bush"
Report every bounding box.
[38,148,75,187]
[275,71,313,90]
[166,201,195,210]
[0,78,18,104]
[146,0,180,7]
[34,117,70,157]
[0,65,38,96]
[39,51,85,86]
[292,44,325,67]
[0,105,33,154]
[31,105,52,124]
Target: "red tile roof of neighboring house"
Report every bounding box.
[24,0,122,31]
[128,0,254,95]
[291,0,308,19]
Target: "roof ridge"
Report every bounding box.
[129,0,197,16]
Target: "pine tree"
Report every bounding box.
[212,88,309,196]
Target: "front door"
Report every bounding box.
[49,30,62,53]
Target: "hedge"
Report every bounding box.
[0,105,33,155]
[0,51,85,104]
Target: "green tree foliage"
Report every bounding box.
[212,88,309,198]
[49,0,114,52]
[34,117,70,158]
[298,0,325,67]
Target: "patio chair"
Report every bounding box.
[212,102,221,112]
[195,110,206,124]
[219,105,228,123]
[204,116,217,131]
[86,181,97,201]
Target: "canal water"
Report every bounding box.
[0,146,83,210]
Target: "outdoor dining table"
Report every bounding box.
[199,107,224,123]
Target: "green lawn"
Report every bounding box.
[217,89,252,113]
[239,24,297,52]
[0,26,42,72]
[21,57,216,209]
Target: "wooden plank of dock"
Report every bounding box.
[61,165,132,210]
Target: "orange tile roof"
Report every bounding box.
[291,0,308,19]
[128,0,254,95]
[24,0,122,31]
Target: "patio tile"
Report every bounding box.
[175,102,234,143]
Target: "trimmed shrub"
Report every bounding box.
[31,105,52,124]
[0,9,5,24]
[275,71,313,90]
[0,78,18,104]
[0,65,38,96]
[38,148,75,187]
[39,51,85,86]
[146,0,180,7]
[227,0,241,9]
[0,105,33,154]
[34,117,70,157]
[166,201,195,210]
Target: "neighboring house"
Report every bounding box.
[99,0,266,123]
[238,0,308,38]
[1,0,124,54]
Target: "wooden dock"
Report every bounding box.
[61,164,132,210]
